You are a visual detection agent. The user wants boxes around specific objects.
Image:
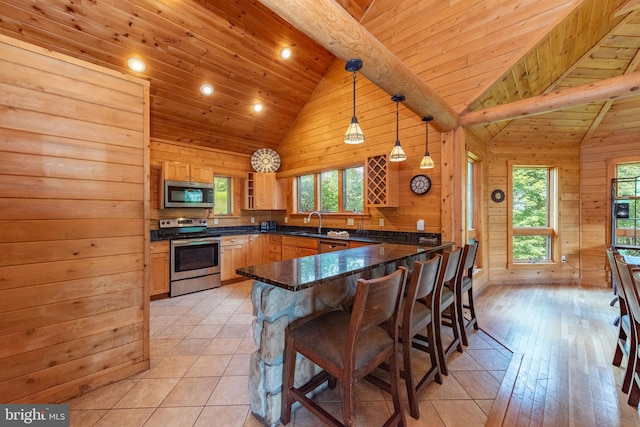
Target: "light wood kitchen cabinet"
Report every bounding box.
[221,235,248,281]
[365,154,398,207]
[281,235,318,260]
[268,235,282,261]
[149,240,170,296]
[247,234,267,265]
[163,161,213,183]
[246,172,285,210]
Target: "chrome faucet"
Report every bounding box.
[307,211,322,234]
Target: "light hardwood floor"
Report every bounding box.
[477,283,640,426]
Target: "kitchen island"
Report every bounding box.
[236,241,452,426]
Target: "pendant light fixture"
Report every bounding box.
[420,115,435,169]
[389,94,407,162]
[344,59,364,144]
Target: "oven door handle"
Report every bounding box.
[171,238,220,246]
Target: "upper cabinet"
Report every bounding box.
[365,154,398,208]
[246,172,285,210]
[163,161,213,183]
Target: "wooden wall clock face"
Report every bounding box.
[410,174,432,195]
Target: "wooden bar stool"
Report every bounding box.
[280,267,407,427]
[433,248,463,376]
[366,255,444,419]
[456,243,479,346]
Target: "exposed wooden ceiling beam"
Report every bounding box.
[460,71,640,127]
[256,0,460,132]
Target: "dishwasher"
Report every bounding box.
[318,239,349,253]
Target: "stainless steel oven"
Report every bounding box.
[159,218,221,297]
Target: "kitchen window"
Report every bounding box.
[214,176,231,215]
[295,166,364,214]
[509,164,558,264]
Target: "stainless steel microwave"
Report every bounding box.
[164,180,215,208]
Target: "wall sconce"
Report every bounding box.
[126,57,146,73]
[420,115,435,169]
[389,94,406,162]
[344,58,364,144]
[199,83,214,96]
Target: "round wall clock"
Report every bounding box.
[491,189,505,203]
[251,148,281,173]
[410,174,432,195]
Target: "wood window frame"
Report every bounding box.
[467,153,482,269]
[507,161,560,268]
[293,164,367,216]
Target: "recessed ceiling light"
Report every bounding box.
[253,103,263,112]
[200,83,214,96]
[126,57,146,73]
[280,46,292,60]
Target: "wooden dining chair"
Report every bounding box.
[608,247,634,394]
[456,242,479,346]
[366,255,443,419]
[433,248,464,376]
[614,255,640,405]
[280,267,407,427]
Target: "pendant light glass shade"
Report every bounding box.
[389,94,406,162]
[344,59,364,144]
[344,117,364,144]
[420,115,435,169]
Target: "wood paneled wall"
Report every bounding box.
[277,59,443,233]
[580,97,640,286]
[0,35,150,403]
[486,118,580,285]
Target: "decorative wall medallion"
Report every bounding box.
[251,148,281,173]
[491,189,505,203]
[410,174,432,195]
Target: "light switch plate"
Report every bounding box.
[347,218,354,226]
[379,218,384,227]
[213,218,219,225]
[251,217,255,223]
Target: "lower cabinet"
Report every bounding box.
[268,235,282,261]
[149,240,170,296]
[221,235,249,281]
[247,234,266,265]
[281,236,318,260]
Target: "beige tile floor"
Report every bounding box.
[66,280,512,426]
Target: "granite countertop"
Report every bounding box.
[151,225,442,246]
[235,242,452,291]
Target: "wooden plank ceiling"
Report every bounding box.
[0,0,638,154]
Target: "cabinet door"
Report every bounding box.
[254,173,277,209]
[149,241,170,296]
[163,161,191,181]
[221,236,248,281]
[247,234,265,265]
[191,165,214,183]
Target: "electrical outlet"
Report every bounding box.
[250,217,255,224]
[347,218,354,226]
[284,217,288,223]
[561,255,566,263]
[379,218,384,227]
[213,218,219,225]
